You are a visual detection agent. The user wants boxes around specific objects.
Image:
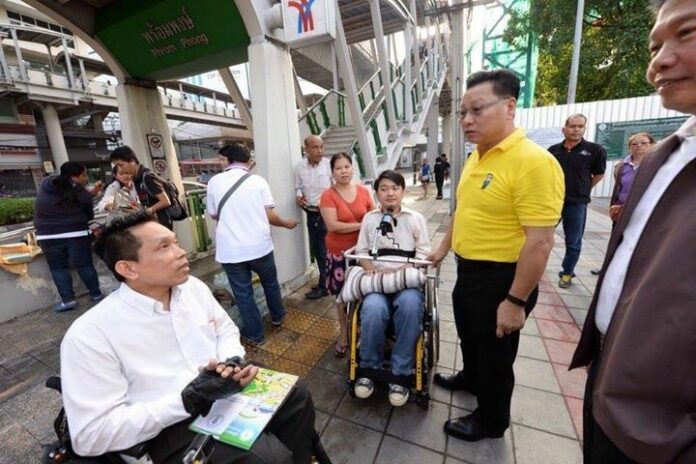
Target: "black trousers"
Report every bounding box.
[452,258,538,432]
[306,211,328,289]
[148,383,315,464]
[435,174,444,197]
[583,360,637,464]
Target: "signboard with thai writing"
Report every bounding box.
[95,0,250,81]
[282,0,336,47]
[596,117,688,160]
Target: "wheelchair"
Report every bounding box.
[342,248,440,409]
[42,376,332,464]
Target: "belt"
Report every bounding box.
[455,254,517,270]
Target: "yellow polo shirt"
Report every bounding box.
[452,128,564,262]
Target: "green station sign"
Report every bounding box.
[595,116,688,160]
[95,0,250,81]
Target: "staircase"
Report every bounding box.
[298,47,447,181]
[322,126,358,156]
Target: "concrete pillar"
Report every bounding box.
[369,0,397,132]
[442,112,452,159]
[450,2,465,213]
[248,40,308,284]
[40,104,69,168]
[426,99,439,165]
[403,23,414,123]
[91,113,104,133]
[218,67,253,137]
[115,82,194,251]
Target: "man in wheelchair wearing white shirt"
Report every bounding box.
[58,210,323,463]
[353,170,431,407]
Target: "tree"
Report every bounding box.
[504,0,655,106]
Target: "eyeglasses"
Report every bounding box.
[459,98,508,119]
[629,141,651,146]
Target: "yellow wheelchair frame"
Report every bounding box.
[343,249,440,409]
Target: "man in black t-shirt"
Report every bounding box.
[110,146,173,230]
[548,114,606,288]
[433,154,450,199]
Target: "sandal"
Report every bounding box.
[334,342,348,358]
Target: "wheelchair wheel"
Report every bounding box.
[416,391,431,410]
[426,278,440,369]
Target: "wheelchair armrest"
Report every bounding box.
[118,442,150,458]
[45,376,62,393]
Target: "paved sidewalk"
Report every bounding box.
[0,178,611,464]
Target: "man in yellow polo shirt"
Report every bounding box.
[429,69,564,442]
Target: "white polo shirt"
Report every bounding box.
[206,164,276,263]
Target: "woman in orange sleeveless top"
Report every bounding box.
[320,153,375,357]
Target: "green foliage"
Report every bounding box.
[504,0,656,105]
[0,198,35,226]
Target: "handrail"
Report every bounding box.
[297,89,345,123]
[357,70,382,96]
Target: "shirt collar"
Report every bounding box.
[117,282,183,316]
[224,162,250,172]
[478,128,526,157]
[675,116,696,140]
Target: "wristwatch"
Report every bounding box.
[505,293,527,307]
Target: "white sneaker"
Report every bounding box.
[389,384,409,407]
[355,378,374,399]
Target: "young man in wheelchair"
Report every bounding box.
[352,170,431,406]
[58,210,324,463]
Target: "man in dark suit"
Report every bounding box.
[571,1,696,462]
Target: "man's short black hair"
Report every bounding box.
[94,210,157,282]
[373,169,406,191]
[110,146,139,164]
[466,69,520,99]
[219,143,251,164]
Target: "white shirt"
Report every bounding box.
[206,165,276,263]
[294,157,332,207]
[60,276,244,456]
[595,117,696,334]
[355,207,431,270]
[96,181,139,213]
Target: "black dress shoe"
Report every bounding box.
[433,372,477,394]
[444,414,504,442]
[305,286,329,300]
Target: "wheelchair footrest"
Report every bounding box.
[356,368,414,389]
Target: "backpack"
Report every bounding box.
[141,171,188,221]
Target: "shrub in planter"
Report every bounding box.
[0,198,35,226]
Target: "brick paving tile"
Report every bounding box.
[536,319,582,343]
[532,304,576,324]
[552,363,588,400]
[542,338,580,366]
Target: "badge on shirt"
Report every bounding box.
[481,173,494,190]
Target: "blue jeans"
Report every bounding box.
[560,202,587,276]
[306,212,327,289]
[222,251,285,343]
[38,236,101,303]
[359,288,424,376]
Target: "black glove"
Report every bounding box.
[181,366,244,417]
[222,356,246,370]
